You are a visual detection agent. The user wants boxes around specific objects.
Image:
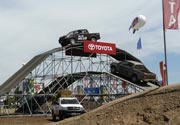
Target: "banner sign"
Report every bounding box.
[163,0,180,29]
[84,41,116,55]
[84,87,99,94]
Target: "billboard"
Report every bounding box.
[84,41,116,55]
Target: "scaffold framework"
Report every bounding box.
[0,45,154,116]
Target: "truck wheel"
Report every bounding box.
[91,37,97,41]
[131,75,138,83]
[59,115,64,120]
[70,38,75,45]
[111,66,116,74]
[153,81,160,87]
[52,111,56,121]
[59,111,64,120]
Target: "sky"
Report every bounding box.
[0,0,180,85]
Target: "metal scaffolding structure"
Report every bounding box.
[0,44,154,116]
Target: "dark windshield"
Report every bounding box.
[61,99,79,104]
[67,31,73,36]
[134,65,148,72]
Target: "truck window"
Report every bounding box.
[61,99,79,104]
[127,62,133,68]
[134,65,148,72]
[82,29,88,34]
[74,31,79,34]
[120,62,129,67]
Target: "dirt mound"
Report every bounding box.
[49,83,180,125]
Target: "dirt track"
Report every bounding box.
[1,83,180,125]
[0,116,52,125]
[50,83,180,125]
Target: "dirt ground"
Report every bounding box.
[0,116,53,125]
[1,83,180,125]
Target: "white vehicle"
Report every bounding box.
[51,97,85,121]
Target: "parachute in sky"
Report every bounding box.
[129,15,146,34]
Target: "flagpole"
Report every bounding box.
[162,0,169,85]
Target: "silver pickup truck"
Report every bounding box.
[110,60,157,83]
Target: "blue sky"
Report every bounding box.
[0,0,179,85]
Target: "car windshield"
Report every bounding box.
[66,32,73,37]
[134,65,148,72]
[61,99,79,104]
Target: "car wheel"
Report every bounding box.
[70,38,75,45]
[59,110,64,120]
[91,37,97,41]
[131,75,138,83]
[111,66,116,74]
[52,111,56,121]
[153,81,160,87]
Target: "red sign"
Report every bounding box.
[84,41,116,55]
[163,0,180,29]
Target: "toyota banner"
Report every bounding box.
[83,40,116,55]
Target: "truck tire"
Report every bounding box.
[131,75,138,83]
[111,66,116,74]
[91,37,97,41]
[59,110,64,120]
[52,110,56,121]
[70,38,75,45]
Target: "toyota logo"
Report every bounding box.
[88,44,95,50]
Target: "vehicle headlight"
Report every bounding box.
[80,107,84,111]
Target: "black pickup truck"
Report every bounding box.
[58,29,100,47]
[110,60,157,83]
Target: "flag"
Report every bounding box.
[137,37,142,49]
[163,0,180,29]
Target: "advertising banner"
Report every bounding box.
[34,84,42,93]
[84,41,116,55]
[163,0,180,29]
[84,87,99,94]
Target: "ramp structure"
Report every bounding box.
[0,47,63,95]
[0,43,158,115]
